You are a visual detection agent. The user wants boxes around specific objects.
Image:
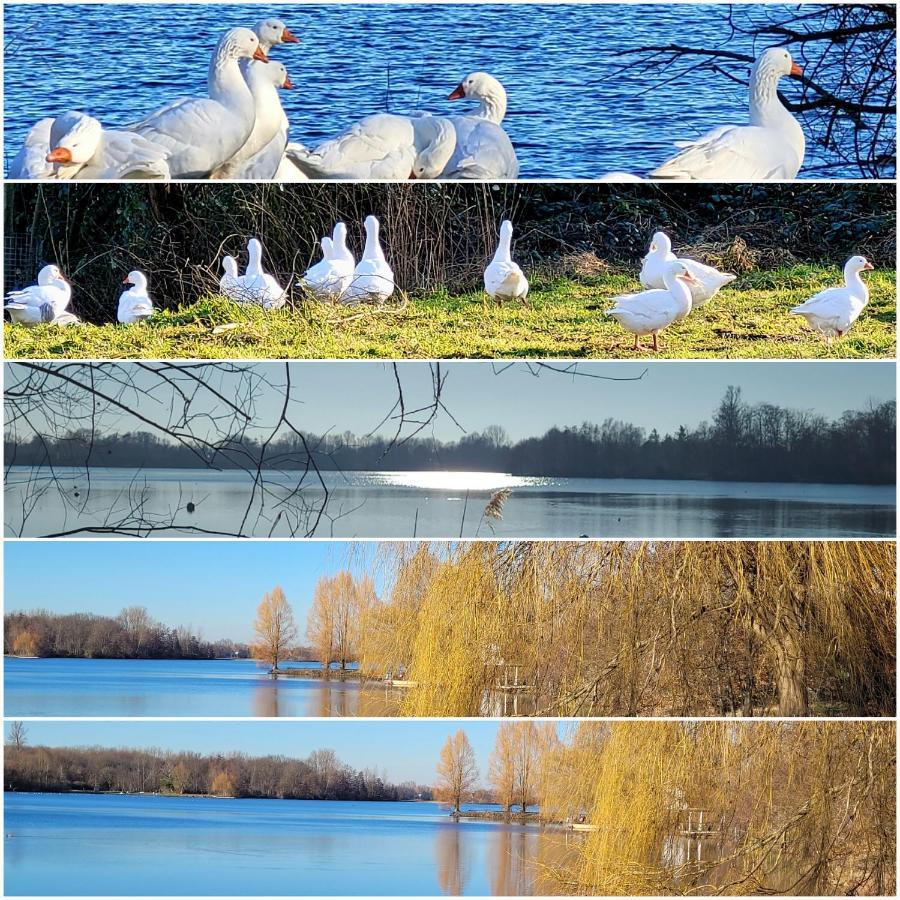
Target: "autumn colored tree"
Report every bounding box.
[307,572,373,669]
[488,724,517,812]
[210,770,237,797]
[251,587,297,671]
[166,762,191,795]
[489,722,540,813]
[12,629,40,657]
[435,730,479,813]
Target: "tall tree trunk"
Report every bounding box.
[774,636,808,716]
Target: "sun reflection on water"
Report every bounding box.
[374,471,534,492]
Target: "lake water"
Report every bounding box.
[2,3,876,178]
[5,467,895,538]
[4,657,405,718]
[4,793,578,896]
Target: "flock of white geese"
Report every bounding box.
[4,223,873,347]
[9,20,807,181]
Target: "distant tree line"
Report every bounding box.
[3,607,249,660]
[4,743,431,802]
[8,389,895,486]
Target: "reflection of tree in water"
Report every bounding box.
[252,680,280,718]
[435,826,474,897]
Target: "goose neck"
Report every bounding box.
[475,91,507,124]
[208,50,253,114]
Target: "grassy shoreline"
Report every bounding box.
[5,267,895,360]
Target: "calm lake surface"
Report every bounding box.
[2,3,870,178]
[5,467,895,538]
[4,657,404,718]
[4,793,577,896]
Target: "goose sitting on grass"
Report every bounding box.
[790,255,873,340]
[640,231,736,307]
[607,261,701,351]
[241,238,287,309]
[484,220,528,305]
[300,223,356,301]
[118,271,155,324]
[4,264,74,325]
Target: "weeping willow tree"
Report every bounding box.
[550,720,896,896]
[356,542,894,717]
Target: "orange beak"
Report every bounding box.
[409,170,417,179]
[790,62,803,77]
[447,83,465,101]
[283,74,294,89]
[281,26,299,43]
[863,261,874,270]
[253,46,269,62]
[46,147,72,164]
[123,277,133,285]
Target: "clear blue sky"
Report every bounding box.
[4,542,380,644]
[10,361,894,444]
[4,720,571,785]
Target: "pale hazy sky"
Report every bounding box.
[7,361,895,444]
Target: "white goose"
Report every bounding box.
[241,238,287,309]
[219,256,243,301]
[131,28,268,178]
[10,112,170,180]
[607,261,700,351]
[790,255,873,340]
[5,264,73,325]
[484,220,528,304]
[216,61,294,179]
[238,19,300,179]
[118,271,155,324]
[344,216,394,304]
[286,114,456,180]
[442,73,518,179]
[651,48,805,181]
[300,224,355,300]
[640,231,736,307]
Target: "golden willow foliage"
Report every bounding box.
[545,721,895,896]
[306,571,374,669]
[250,586,297,670]
[356,542,895,717]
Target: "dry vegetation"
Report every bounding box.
[356,542,895,717]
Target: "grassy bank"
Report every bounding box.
[5,266,895,359]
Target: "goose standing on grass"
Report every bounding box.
[790,255,873,340]
[442,73,519,179]
[640,231,736,306]
[651,48,805,181]
[4,264,73,325]
[484,220,529,304]
[10,112,170,179]
[216,61,294,179]
[344,216,394,304]
[118,271,155,324]
[131,28,268,178]
[241,238,287,309]
[606,261,701,351]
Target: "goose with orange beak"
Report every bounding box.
[441,72,518,179]
[131,28,269,178]
[9,111,170,179]
[606,261,701,351]
[790,256,874,340]
[651,47,806,181]
[4,264,75,326]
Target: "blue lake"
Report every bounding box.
[3,3,885,178]
[4,793,575,896]
[3,657,399,718]
[5,467,896,538]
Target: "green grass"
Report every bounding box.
[5,266,895,359]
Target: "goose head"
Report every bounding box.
[45,112,103,170]
[845,255,874,279]
[123,270,149,292]
[37,264,64,286]
[249,60,294,90]
[410,117,456,179]
[254,19,299,52]
[753,47,803,83]
[218,27,268,64]
[447,72,508,124]
[320,236,334,261]
[362,215,385,261]
[222,256,239,278]
[647,231,672,257]
[663,261,701,291]
[247,237,265,268]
